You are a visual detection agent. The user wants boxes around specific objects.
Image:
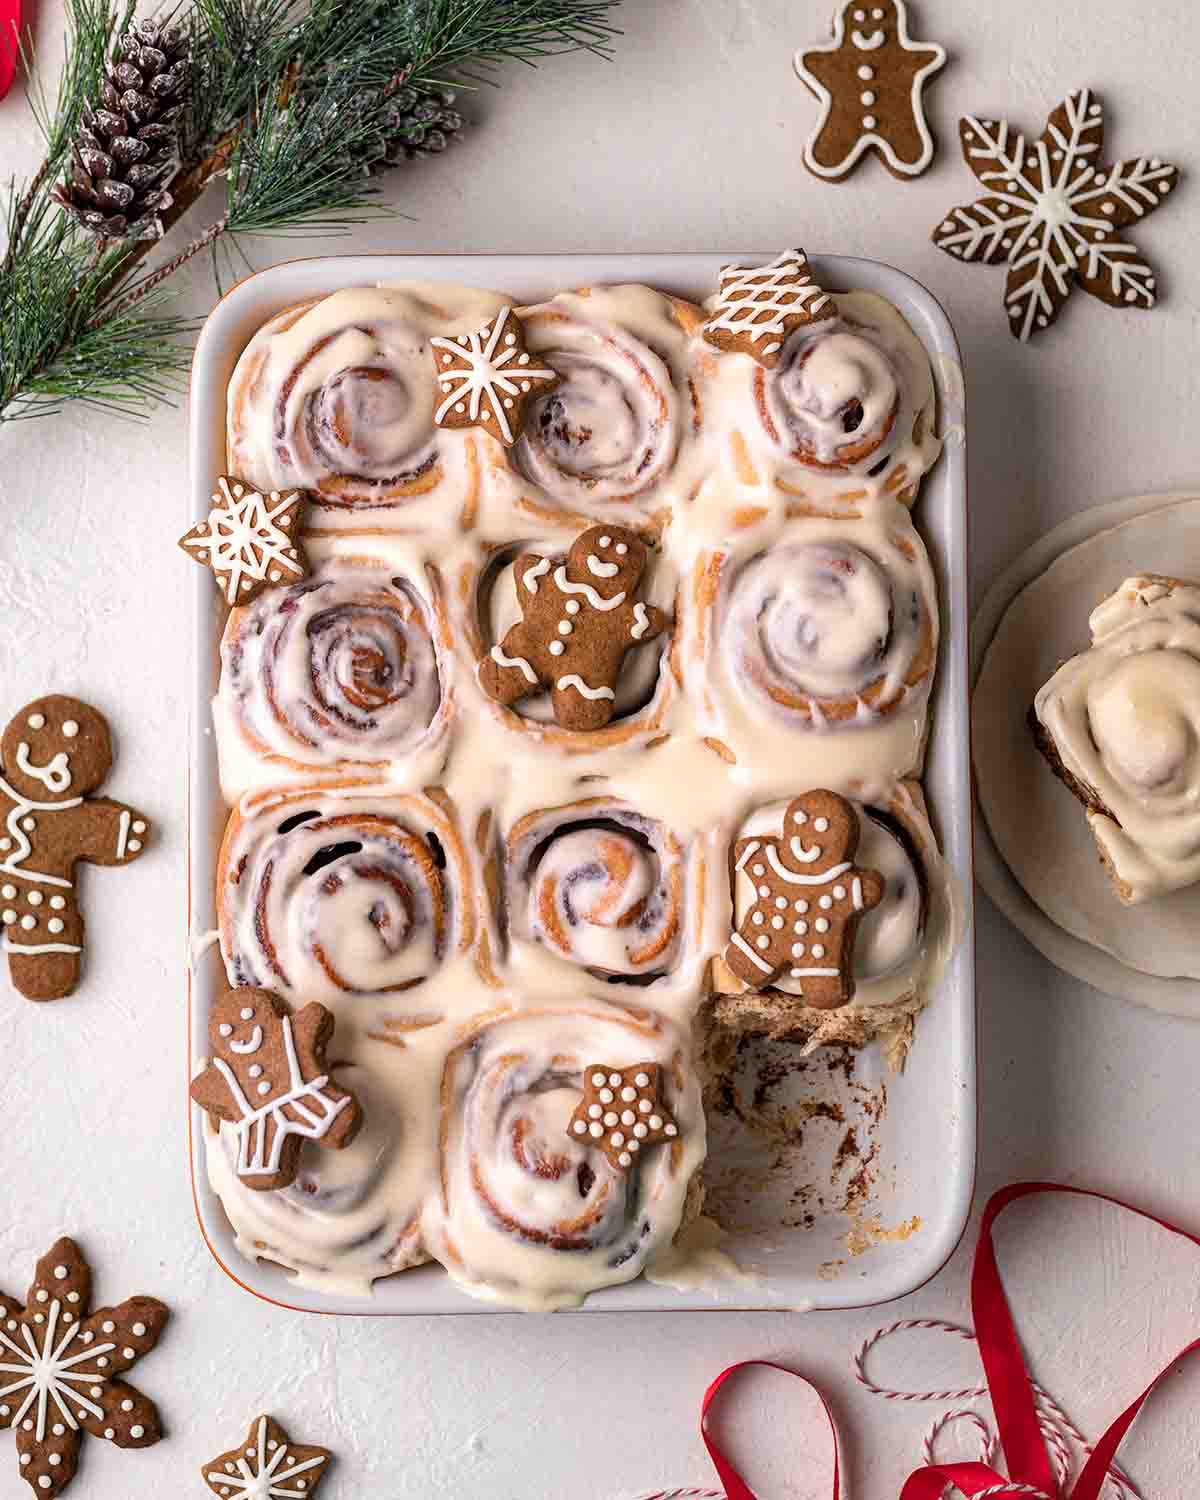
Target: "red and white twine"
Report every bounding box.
[855,1318,1142,1500]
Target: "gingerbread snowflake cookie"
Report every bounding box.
[933,88,1179,341]
[0,1237,168,1497]
[722,791,884,1009]
[794,1,946,181]
[202,1414,331,1499]
[431,305,557,446]
[189,988,363,1192]
[179,476,309,607]
[478,524,670,731]
[567,1063,679,1171]
[0,696,151,1002]
[702,248,835,367]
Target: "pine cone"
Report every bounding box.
[53,18,189,240]
[304,84,465,178]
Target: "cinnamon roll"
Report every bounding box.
[214,555,450,799]
[504,799,685,979]
[216,787,474,1004]
[428,1004,704,1309]
[226,285,503,525]
[203,1062,429,1293]
[710,781,957,1037]
[718,508,937,731]
[1032,574,1200,903]
[504,286,703,524]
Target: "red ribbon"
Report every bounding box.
[701,1182,1200,1499]
[0,0,19,101]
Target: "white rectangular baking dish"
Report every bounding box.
[188,252,974,1314]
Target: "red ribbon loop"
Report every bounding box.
[701,1184,1200,1500]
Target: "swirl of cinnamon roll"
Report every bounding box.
[723,519,937,728]
[756,324,900,470]
[215,556,447,796]
[509,287,702,519]
[428,1004,703,1309]
[226,285,502,517]
[1033,574,1200,904]
[505,799,684,978]
[203,1062,429,1292]
[216,788,474,1004]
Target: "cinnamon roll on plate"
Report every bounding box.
[214,553,451,800]
[226,284,504,530]
[426,1003,704,1309]
[1033,574,1200,904]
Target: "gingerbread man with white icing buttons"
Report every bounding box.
[794,0,946,181]
[722,790,884,1009]
[478,524,670,732]
[0,695,151,1002]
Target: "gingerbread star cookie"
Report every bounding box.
[794,1,946,181]
[567,1063,678,1171]
[179,476,309,607]
[0,1237,168,1497]
[189,988,362,1192]
[201,1414,332,1499]
[0,695,151,1003]
[477,524,670,732]
[933,88,1179,342]
[703,248,835,367]
[430,305,557,446]
[722,791,884,1010]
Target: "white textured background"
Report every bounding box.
[3,0,1200,1494]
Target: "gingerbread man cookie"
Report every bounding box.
[478,524,670,731]
[794,1,946,181]
[722,790,884,1009]
[189,988,363,1192]
[0,696,151,1002]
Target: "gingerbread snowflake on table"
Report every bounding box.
[933,88,1179,342]
[430,305,557,446]
[179,476,309,606]
[202,1414,331,1500]
[0,1237,168,1497]
[703,248,835,367]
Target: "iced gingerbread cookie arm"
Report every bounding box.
[0,696,150,1004]
[478,551,550,706]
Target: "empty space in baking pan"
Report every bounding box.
[188,253,974,1313]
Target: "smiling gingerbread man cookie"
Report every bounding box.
[478,524,670,732]
[794,0,947,181]
[722,790,884,1009]
[0,695,151,1002]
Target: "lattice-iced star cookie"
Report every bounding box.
[702,248,834,367]
[567,1063,678,1171]
[179,476,309,606]
[0,1237,168,1497]
[933,88,1179,341]
[431,305,557,445]
[202,1414,331,1500]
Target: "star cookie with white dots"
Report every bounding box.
[201,1413,331,1500]
[430,305,557,446]
[179,476,309,608]
[567,1064,679,1171]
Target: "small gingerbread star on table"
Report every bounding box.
[430,305,557,446]
[201,1414,331,1500]
[179,476,309,607]
[567,1063,678,1171]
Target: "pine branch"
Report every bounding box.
[0,0,623,426]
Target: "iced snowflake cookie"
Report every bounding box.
[794,1,946,181]
[933,88,1179,341]
[0,1237,168,1497]
[431,304,557,446]
[202,1415,331,1499]
[0,695,151,1002]
[180,476,309,606]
